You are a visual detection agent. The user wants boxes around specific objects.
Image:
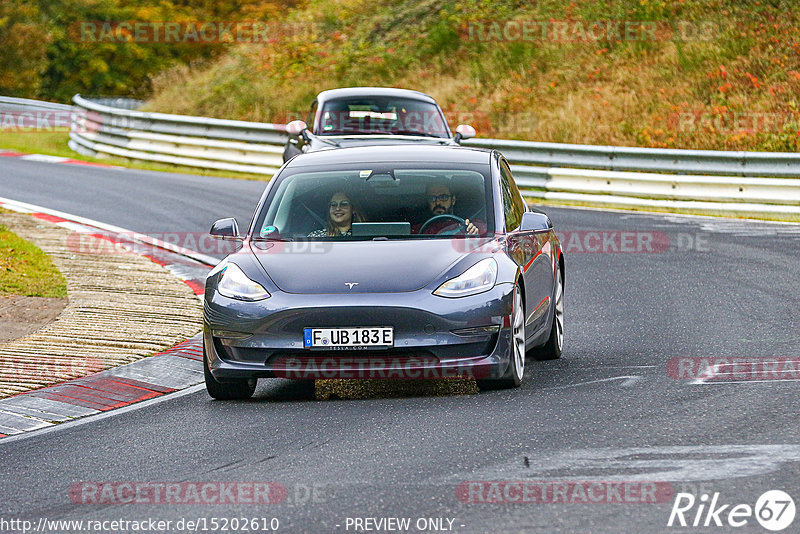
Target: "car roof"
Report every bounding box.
[316,87,438,105]
[284,145,493,167]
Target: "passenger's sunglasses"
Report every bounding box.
[427,194,452,203]
[329,200,351,209]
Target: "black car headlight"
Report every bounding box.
[434,258,498,298]
[217,263,270,301]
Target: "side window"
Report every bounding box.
[499,160,525,231]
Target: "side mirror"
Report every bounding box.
[519,212,552,232]
[454,124,476,143]
[210,218,241,240]
[286,120,308,137]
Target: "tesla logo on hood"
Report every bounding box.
[345,282,359,289]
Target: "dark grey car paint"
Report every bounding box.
[205,145,563,382]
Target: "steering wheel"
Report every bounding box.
[418,214,467,235]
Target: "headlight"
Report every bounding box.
[434,258,498,298]
[217,263,270,301]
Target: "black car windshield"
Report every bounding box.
[254,165,494,240]
[317,96,450,138]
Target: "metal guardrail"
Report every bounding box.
[535,167,800,216]
[462,138,800,178]
[0,96,72,112]
[80,97,144,110]
[2,94,795,217]
[69,94,286,175]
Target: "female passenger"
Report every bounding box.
[308,191,363,237]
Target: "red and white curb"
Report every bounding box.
[0,336,203,436]
[0,149,118,168]
[0,198,217,438]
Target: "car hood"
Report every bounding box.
[310,136,454,151]
[250,239,470,294]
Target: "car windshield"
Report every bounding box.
[317,96,450,138]
[254,164,494,240]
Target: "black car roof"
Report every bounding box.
[284,145,493,168]
[316,87,438,105]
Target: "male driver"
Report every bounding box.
[412,182,485,235]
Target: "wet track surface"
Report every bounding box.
[1,158,799,532]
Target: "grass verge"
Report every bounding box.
[145,0,800,153]
[0,211,67,298]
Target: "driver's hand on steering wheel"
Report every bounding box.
[464,219,479,235]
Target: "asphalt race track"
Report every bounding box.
[1,158,799,533]
[0,159,263,236]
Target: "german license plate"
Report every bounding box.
[303,327,393,348]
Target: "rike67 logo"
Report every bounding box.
[668,490,795,531]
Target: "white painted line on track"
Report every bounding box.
[540,375,642,390]
[55,221,94,232]
[18,154,69,163]
[692,378,800,385]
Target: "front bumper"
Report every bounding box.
[204,283,515,380]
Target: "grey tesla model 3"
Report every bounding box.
[204,145,564,399]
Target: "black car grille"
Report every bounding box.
[213,336,496,364]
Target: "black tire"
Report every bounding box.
[478,284,525,390]
[203,348,256,400]
[532,263,563,361]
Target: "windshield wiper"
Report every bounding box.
[311,135,341,147]
[393,130,449,139]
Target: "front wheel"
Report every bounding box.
[204,348,257,400]
[532,263,563,361]
[478,285,525,390]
